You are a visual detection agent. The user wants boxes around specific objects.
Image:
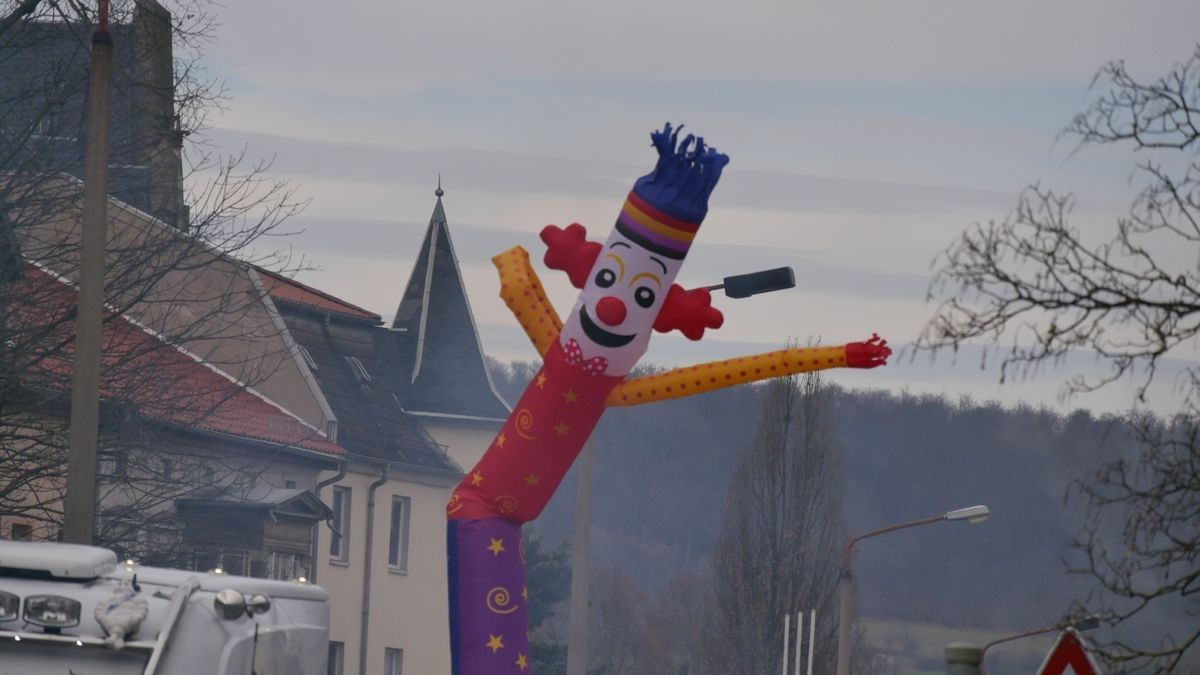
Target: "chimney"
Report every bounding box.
[132,0,186,229]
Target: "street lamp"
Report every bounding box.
[705,267,796,298]
[835,505,991,675]
[567,266,797,675]
[568,266,797,675]
[979,615,1100,675]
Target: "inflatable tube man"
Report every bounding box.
[446,123,891,674]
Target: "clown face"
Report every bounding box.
[559,228,685,377]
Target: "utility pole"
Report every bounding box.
[565,440,594,675]
[63,0,113,544]
[945,644,982,675]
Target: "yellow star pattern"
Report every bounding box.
[535,373,547,389]
[486,634,505,653]
[554,422,570,437]
[521,586,529,601]
[522,473,541,487]
[496,432,507,448]
[562,389,579,403]
[470,471,484,486]
[516,653,528,671]
[487,538,506,556]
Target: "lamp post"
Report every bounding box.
[565,267,796,675]
[835,505,991,675]
[979,616,1100,675]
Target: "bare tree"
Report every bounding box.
[0,0,311,557]
[701,371,882,675]
[652,571,715,674]
[921,44,1200,673]
[586,566,672,675]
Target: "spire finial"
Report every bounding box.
[435,174,444,198]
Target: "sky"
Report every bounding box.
[195,0,1200,415]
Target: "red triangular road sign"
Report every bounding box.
[1035,630,1102,675]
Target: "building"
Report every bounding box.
[255,189,509,675]
[5,176,508,675]
[2,263,344,574]
[2,4,508,668]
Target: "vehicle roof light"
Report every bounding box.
[0,591,18,622]
[24,595,81,629]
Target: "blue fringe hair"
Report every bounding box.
[632,122,730,224]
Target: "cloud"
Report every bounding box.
[208,128,1016,218]
[209,1,1200,90]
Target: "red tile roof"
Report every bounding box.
[255,267,381,322]
[8,267,345,456]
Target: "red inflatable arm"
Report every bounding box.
[540,224,601,289]
[653,285,724,340]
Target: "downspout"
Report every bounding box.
[359,464,390,675]
[309,462,347,585]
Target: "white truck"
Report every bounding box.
[0,540,330,675]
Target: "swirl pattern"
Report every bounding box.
[494,495,518,515]
[446,493,463,515]
[486,586,519,615]
[514,408,537,439]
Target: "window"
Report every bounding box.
[220,552,249,576]
[329,486,351,562]
[327,642,344,675]
[384,648,403,675]
[299,346,319,371]
[285,479,297,489]
[100,449,128,477]
[11,523,32,541]
[346,355,371,382]
[268,552,308,580]
[388,496,411,572]
[193,550,218,572]
[160,458,175,481]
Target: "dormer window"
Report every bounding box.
[346,356,371,383]
[299,346,318,371]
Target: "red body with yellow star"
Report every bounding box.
[448,339,622,523]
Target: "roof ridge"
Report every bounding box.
[22,263,344,454]
[254,265,382,322]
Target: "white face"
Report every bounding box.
[559,229,684,377]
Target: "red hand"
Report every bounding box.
[653,285,724,341]
[540,223,601,289]
[845,333,891,368]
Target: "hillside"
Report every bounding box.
[489,360,1129,637]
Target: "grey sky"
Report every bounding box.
[199,0,1200,415]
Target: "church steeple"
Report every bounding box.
[391,180,510,420]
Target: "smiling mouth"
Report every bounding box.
[579,307,636,348]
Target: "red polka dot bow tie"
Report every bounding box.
[564,339,608,376]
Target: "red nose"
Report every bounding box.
[595,296,627,326]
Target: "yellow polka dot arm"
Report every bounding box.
[492,246,563,357]
[605,345,849,407]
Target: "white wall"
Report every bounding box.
[314,464,458,675]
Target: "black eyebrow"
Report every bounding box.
[648,256,667,274]
[609,242,631,249]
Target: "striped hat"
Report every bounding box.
[616,123,729,259]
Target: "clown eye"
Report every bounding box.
[634,286,656,308]
[595,269,616,288]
